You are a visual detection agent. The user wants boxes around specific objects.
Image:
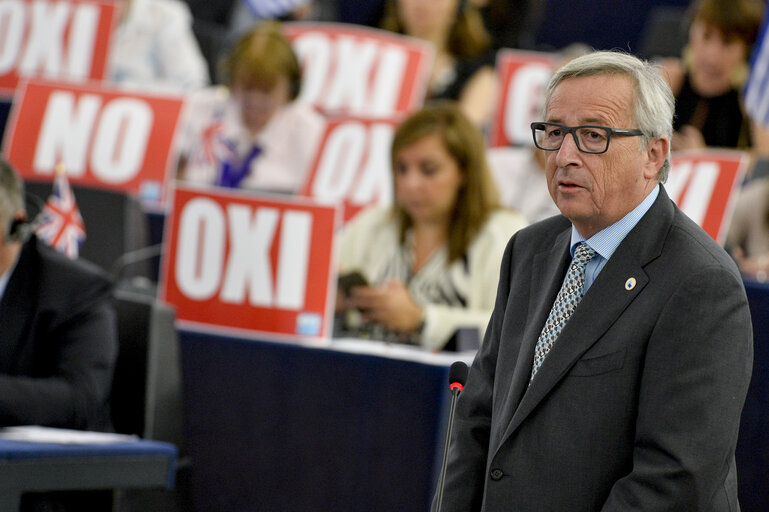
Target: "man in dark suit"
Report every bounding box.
[435,51,753,511]
[0,157,117,431]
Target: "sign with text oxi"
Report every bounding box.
[667,150,749,244]
[284,22,432,118]
[0,0,117,97]
[161,186,339,341]
[3,79,183,204]
[489,49,556,147]
[301,115,399,223]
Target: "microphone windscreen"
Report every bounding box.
[448,361,468,387]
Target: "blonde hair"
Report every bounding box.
[390,102,499,263]
[222,22,301,99]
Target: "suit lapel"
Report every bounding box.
[498,187,675,445]
[496,228,572,446]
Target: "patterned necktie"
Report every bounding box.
[531,242,596,380]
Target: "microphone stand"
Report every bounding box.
[435,361,467,512]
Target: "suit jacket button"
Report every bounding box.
[490,469,504,481]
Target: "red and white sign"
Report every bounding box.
[284,22,433,118]
[300,115,399,223]
[0,0,117,97]
[3,79,184,203]
[161,186,339,341]
[667,150,750,243]
[489,49,556,147]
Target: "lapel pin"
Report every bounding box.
[625,277,637,291]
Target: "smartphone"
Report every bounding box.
[337,271,368,296]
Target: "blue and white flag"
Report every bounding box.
[745,11,769,129]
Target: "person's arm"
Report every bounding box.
[751,120,769,159]
[0,276,118,430]
[458,65,498,128]
[153,0,211,90]
[601,265,752,510]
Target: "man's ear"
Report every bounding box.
[645,136,670,179]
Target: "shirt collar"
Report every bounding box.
[570,184,660,258]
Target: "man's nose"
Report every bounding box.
[555,131,582,166]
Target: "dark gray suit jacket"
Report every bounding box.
[0,236,117,430]
[436,187,753,511]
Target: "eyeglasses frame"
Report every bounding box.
[530,122,645,154]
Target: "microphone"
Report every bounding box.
[435,361,468,512]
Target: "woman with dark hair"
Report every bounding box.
[335,102,527,350]
[380,0,497,127]
[659,0,768,152]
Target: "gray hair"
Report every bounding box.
[544,50,674,182]
[0,157,26,233]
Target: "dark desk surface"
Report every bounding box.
[0,437,177,512]
[737,279,769,512]
[180,330,472,512]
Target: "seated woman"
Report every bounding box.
[726,175,769,281]
[658,0,767,153]
[380,0,497,128]
[177,21,325,193]
[335,102,527,351]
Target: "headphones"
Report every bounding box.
[5,217,33,243]
[3,193,46,244]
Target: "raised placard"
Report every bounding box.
[160,186,339,341]
[0,0,117,98]
[489,49,556,148]
[667,150,750,243]
[284,22,432,118]
[3,79,183,204]
[300,114,399,222]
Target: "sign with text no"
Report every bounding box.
[489,49,556,147]
[3,79,183,204]
[0,0,117,97]
[161,186,339,341]
[668,150,749,244]
[284,22,432,118]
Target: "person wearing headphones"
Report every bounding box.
[0,157,118,432]
[177,21,325,193]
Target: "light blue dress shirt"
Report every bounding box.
[570,184,660,291]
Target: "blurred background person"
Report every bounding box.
[0,157,117,431]
[379,0,497,128]
[335,102,527,351]
[110,0,211,91]
[176,21,325,193]
[659,0,768,154]
[726,174,769,281]
[486,146,560,224]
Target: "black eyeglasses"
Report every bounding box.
[531,122,645,154]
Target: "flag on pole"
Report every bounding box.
[745,10,769,129]
[35,165,86,259]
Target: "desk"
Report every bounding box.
[736,279,769,512]
[180,330,472,512]
[0,438,177,512]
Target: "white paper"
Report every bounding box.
[0,426,138,445]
